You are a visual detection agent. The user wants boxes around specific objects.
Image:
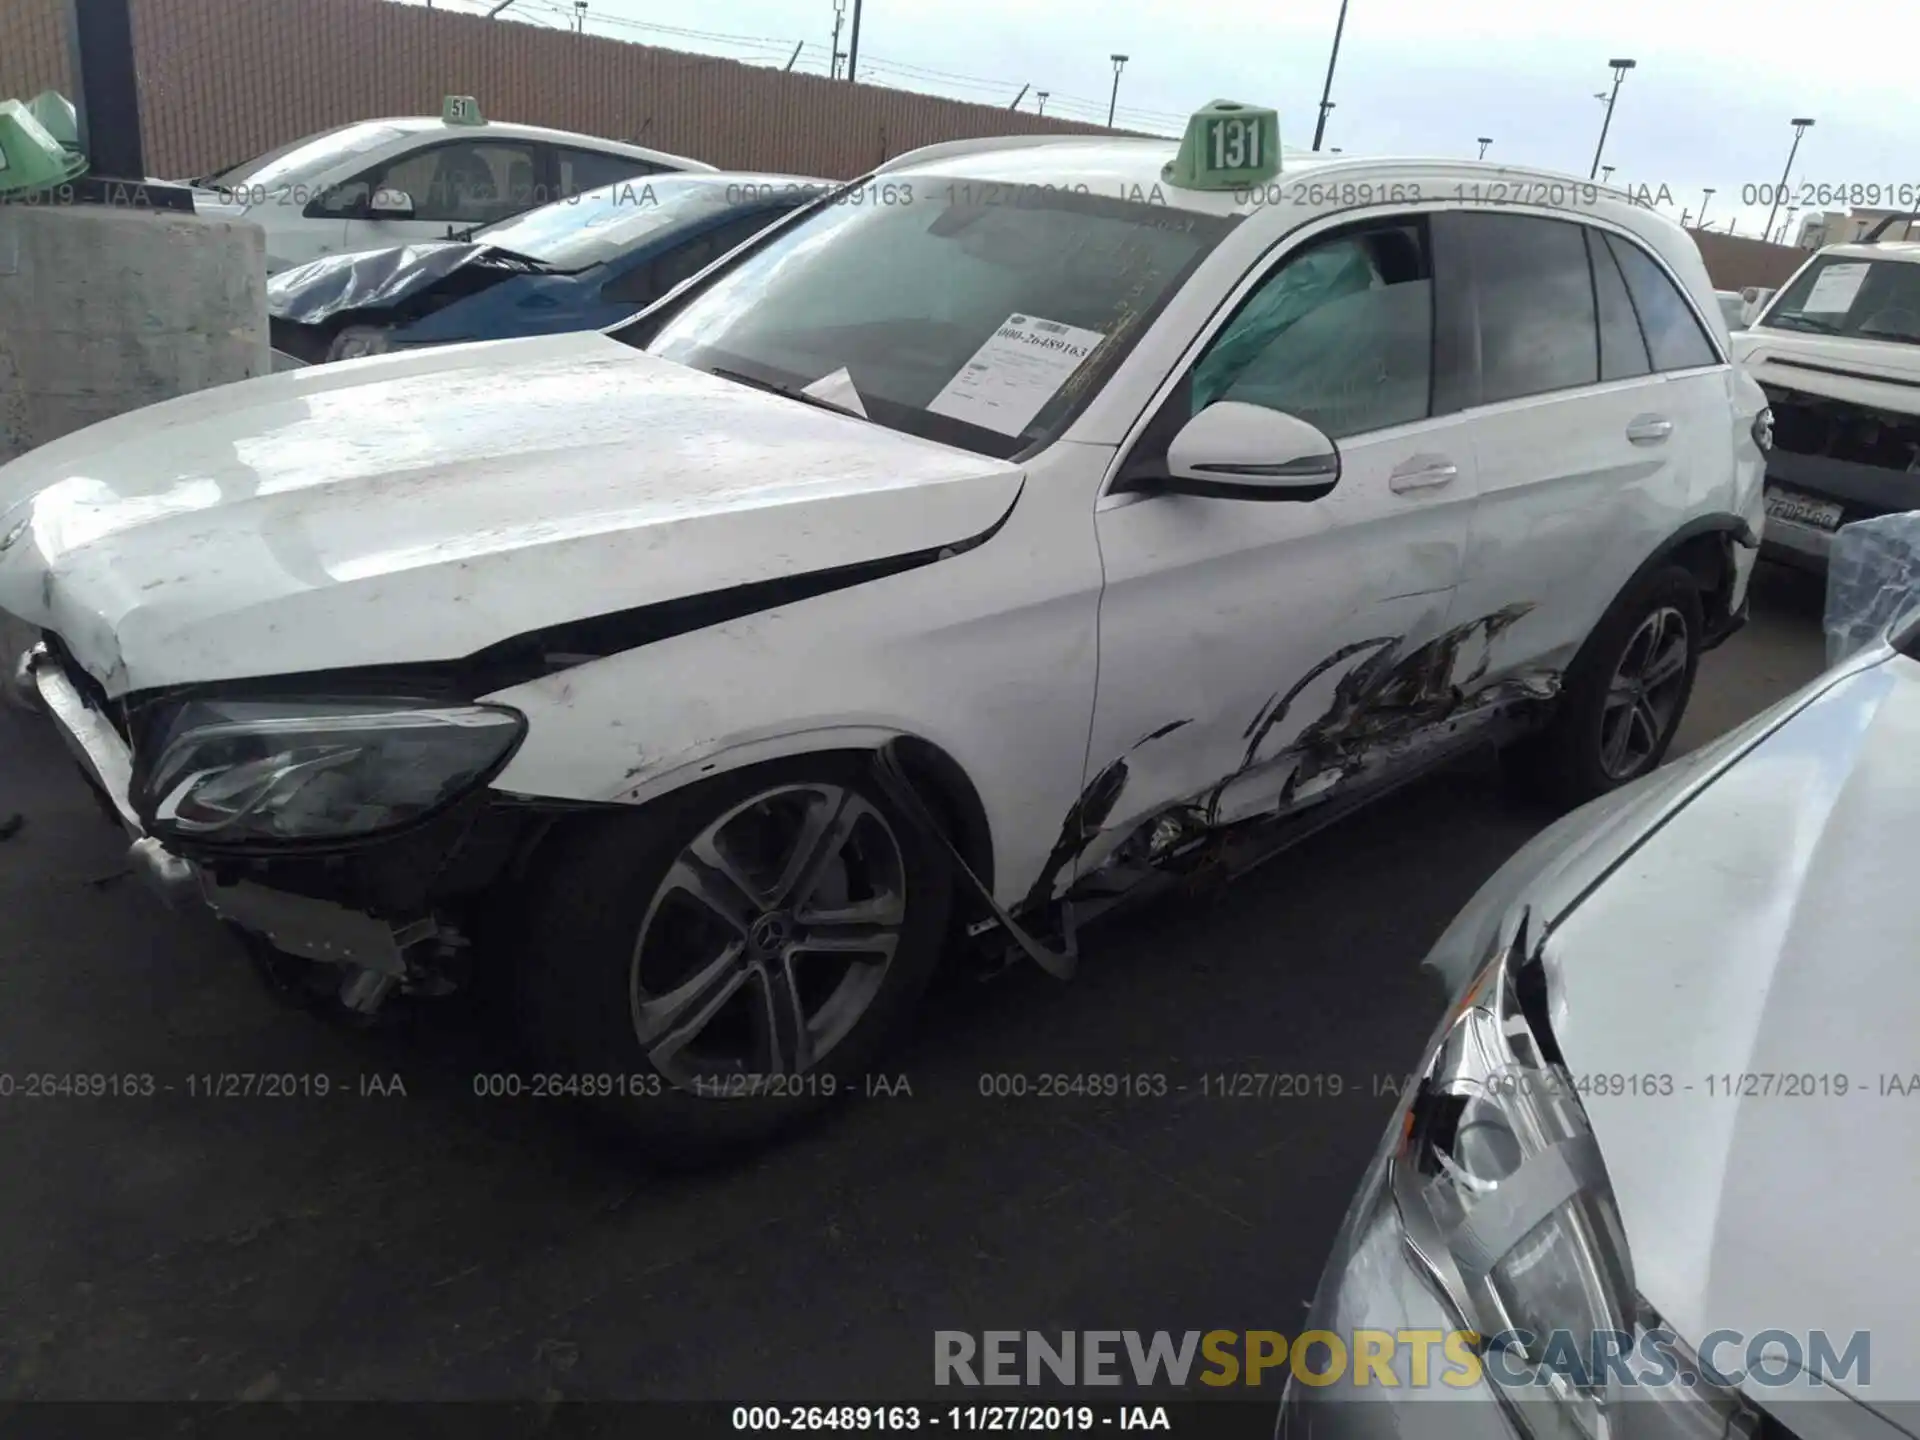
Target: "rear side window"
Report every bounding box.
[1455,213,1599,404]
[1604,234,1718,371]
[1587,229,1652,381]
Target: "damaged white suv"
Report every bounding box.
[0,103,1768,1150]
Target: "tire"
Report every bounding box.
[510,752,953,1155]
[1503,564,1704,808]
[326,325,392,363]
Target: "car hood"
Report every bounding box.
[1417,647,1883,1004]
[1543,650,1920,1409]
[1735,325,1920,417]
[0,332,1020,696]
[268,242,546,326]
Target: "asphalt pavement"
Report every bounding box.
[0,562,1829,1403]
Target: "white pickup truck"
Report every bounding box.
[1732,219,1920,571]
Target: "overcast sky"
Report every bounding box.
[425,0,1916,241]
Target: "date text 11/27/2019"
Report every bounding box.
[731,1406,1179,1432]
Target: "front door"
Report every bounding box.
[1062,214,1479,904]
[340,138,545,252]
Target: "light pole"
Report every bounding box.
[1601,164,1615,184]
[1311,0,1352,151]
[1477,136,1491,159]
[1698,187,1715,228]
[1589,58,1636,180]
[1764,118,1815,243]
[1036,91,1049,116]
[1106,54,1128,128]
[845,0,863,81]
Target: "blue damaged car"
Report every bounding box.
[268,171,829,363]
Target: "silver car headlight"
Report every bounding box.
[1390,920,1637,1439]
[135,696,525,845]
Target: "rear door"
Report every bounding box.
[553,145,673,201]
[1436,211,1727,684]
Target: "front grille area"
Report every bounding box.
[1760,381,1920,472]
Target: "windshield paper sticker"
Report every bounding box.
[801,366,869,417]
[1802,262,1869,314]
[927,314,1107,436]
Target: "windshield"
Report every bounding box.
[1762,255,1920,344]
[639,180,1236,459]
[207,122,409,190]
[476,177,742,269]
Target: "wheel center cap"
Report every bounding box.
[750,911,793,953]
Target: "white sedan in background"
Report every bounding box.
[187,99,712,274]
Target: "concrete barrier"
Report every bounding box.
[0,202,269,465]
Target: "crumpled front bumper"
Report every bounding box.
[11,641,417,976]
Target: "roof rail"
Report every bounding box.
[1861,212,1920,243]
[872,132,1156,175]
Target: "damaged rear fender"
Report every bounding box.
[1597,513,1757,648]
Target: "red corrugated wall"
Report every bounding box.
[1,0,1126,180]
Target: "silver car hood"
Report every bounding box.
[1420,644,1896,1001]
[1543,649,1920,1413]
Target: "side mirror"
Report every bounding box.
[1162,402,1340,502]
[1742,287,1776,326]
[369,187,414,217]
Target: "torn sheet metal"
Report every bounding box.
[1232,601,1539,805]
[1018,719,1192,914]
[1025,605,1554,913]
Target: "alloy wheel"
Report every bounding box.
[628,783,908,1092]
[1598,604,1690,780]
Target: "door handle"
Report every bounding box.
[1626,415,1674,444]
[1388,457,1458,493]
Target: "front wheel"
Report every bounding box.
[1503,565,1703,807]
[512,754,952,1154]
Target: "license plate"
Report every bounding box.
[1765,486,1844,532]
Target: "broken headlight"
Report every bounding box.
[136,697,525,845]
[1391,920,1637,1439]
